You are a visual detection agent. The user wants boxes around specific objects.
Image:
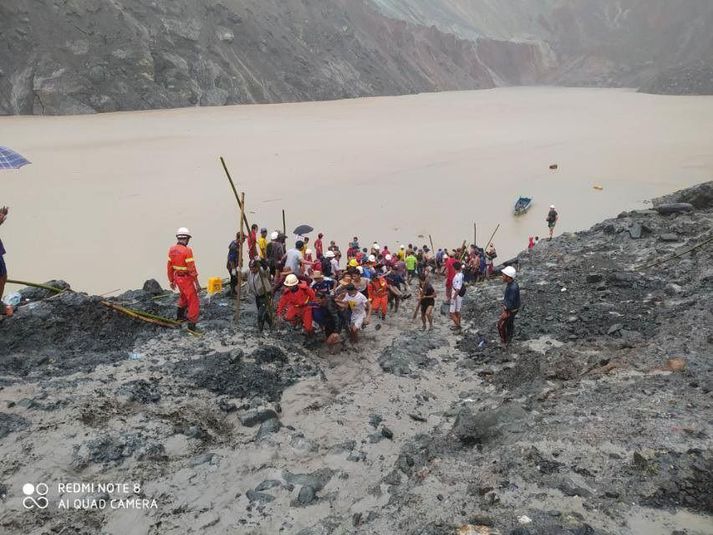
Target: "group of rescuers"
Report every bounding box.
[167,226,521,346]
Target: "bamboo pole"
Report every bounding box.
[429,234,435,253]
[236,191,246,323]
[484,224,500,251]
[282,209,286,236]
[638,233,713,271]
[100,301,178,328]
[474,223,477,246]
[220,157,250,230]
[7,279,65,293]
[218,157,275,328]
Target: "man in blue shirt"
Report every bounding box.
[498,266,520,345]
[0,206,9,315]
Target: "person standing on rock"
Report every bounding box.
[314,232,324,259]
[246,259,273,332]
[226,232,240,296]
[0,206,10,316]
[167,227,201,330]
[498,266,520,346]
[546,205,559,239]
[416,273,436,331]
[449,262,464,331]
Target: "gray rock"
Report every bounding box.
[381,426,394,440]
[656,203,694,215]
[283,468,335,492]
[659,233,680,242]
[295,485,316,506]
[256,418,282,439]
[607,324,623,335]
[240,409,279,427]
[142,279,163,296]
[451,404,527,446]
[586,273,603,283]
[255,479,281,491]
[628,222,643,239]
[190,453,215,466]
[246,490,275,503]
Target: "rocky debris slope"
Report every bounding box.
[1,183,713,534]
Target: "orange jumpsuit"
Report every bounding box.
[368,276,389,317]
[277,282,316,333]
[167,243,200,323]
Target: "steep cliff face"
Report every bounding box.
[1,0,711,115]
[372,0,713,90]
[0,0,553,115]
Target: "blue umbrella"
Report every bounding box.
[0,146,30,170]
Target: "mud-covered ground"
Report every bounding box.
[1,184,713,535]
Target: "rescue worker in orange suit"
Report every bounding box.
[276,274,316,334]
[368,269,390,320]
[167,227,201,330]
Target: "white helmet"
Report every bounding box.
[368,254,376,262]
[357,266,364,274]
[176,227,191,238]
[550,205,555,209]
[305,248,312,255]
[270,231,279,240]
[373,243,380,249]
[385,254,392,261]
[400,244,405,249]
[502,266,517,279]
[325,250,335,258]
[284,274,299,287]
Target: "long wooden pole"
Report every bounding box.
[220,157,250,230]
[282,209,286,236]
[219,157,275,327]
[484,224,500,252]
[236,192,246,323]
[474,223,477,246]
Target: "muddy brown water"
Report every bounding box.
[2,87,713,295]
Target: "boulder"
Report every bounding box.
[451,404,526,446]
[656,203,694,215]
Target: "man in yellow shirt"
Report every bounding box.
[397,245,406,261]
[258,228,268,259]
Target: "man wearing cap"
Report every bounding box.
[546,205,559,240]
[168,227,201,330]
[266,231,285,277]
[310,270,335,294]
[498,266,521,345]
[277,274,316,334]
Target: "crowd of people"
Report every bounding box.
[166,224,523,347]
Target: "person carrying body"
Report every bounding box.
[276,274,316,334]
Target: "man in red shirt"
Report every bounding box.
[444,252,458,304]
[167,227,201,329]
[314,232,324,259]
[247,224,259,260]
[277,274,316,334]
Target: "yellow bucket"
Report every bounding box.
[207,277,223,295]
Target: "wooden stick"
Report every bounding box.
[474,223,477,246]
[220,157,250,230]
[638,233,713,271]
[218,158,275,327]
[484,224,500,251]
[100,301,177,328]
[236,191,246,323]
[429,234,435,253]
[6,279,65,293]
[282,209,286,236]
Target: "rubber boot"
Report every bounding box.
[176,307,187,321]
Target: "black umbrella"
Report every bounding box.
[293,224,314,236]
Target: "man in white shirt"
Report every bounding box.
[450,262,464,331]
[338,284,371,342]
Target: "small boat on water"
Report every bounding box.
[513,196,533,216]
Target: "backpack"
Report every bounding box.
[458,285,467,297]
